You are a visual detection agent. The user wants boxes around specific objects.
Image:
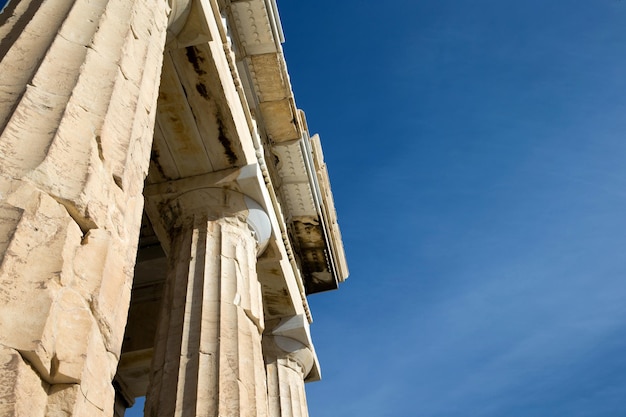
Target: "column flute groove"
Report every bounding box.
[145,188,271,417]
[263,317,317,417]
[0,0,170,415]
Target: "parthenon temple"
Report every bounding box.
[0,0,348,415]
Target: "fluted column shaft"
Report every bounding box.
[0,0,169,416]
[266,357,310,417]
[264,333,315,417]
[146,188,270,417]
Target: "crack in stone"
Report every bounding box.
[94,135,105,162]
[79,382,105,412]
[57,31,90,48]
[51,196,98,236]
[87,297,116,359]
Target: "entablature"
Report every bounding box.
[220,0,349,293]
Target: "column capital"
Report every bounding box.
[264,335,316,380]
[264,315,320,381]
[146,186,271,255]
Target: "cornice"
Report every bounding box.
[230,0,277,56]
[222,0,348,291]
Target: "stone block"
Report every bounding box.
[49,289,96,383]
[0,347,48,417]
[0,185,82,380]
[46,383,111,417]
[79,327,118,412]
[258,99,301,143]
[0,203,23,265]
[249,54,289,102]
[0,85,70,176]
[0,181,135,385]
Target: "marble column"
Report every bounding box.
[0,0,170,415]
[145,188,271,417]
[264,317,317,417]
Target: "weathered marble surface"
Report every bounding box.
[0,0,169,414]
[0,0,348,416]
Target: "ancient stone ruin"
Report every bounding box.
[0,0,348,415]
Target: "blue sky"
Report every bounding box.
[276,1,626,416]
[3,0,624,415]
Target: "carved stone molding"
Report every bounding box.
[230,0,277,56]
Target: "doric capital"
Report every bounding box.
[264,335,315,379]
[146,186,271,255]
[263,314,320,380]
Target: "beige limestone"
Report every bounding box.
[145,188,269,417]
[0,0,170,415]
[264,333,315,417]
[0,0,349,415]
[0,347,49,417]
